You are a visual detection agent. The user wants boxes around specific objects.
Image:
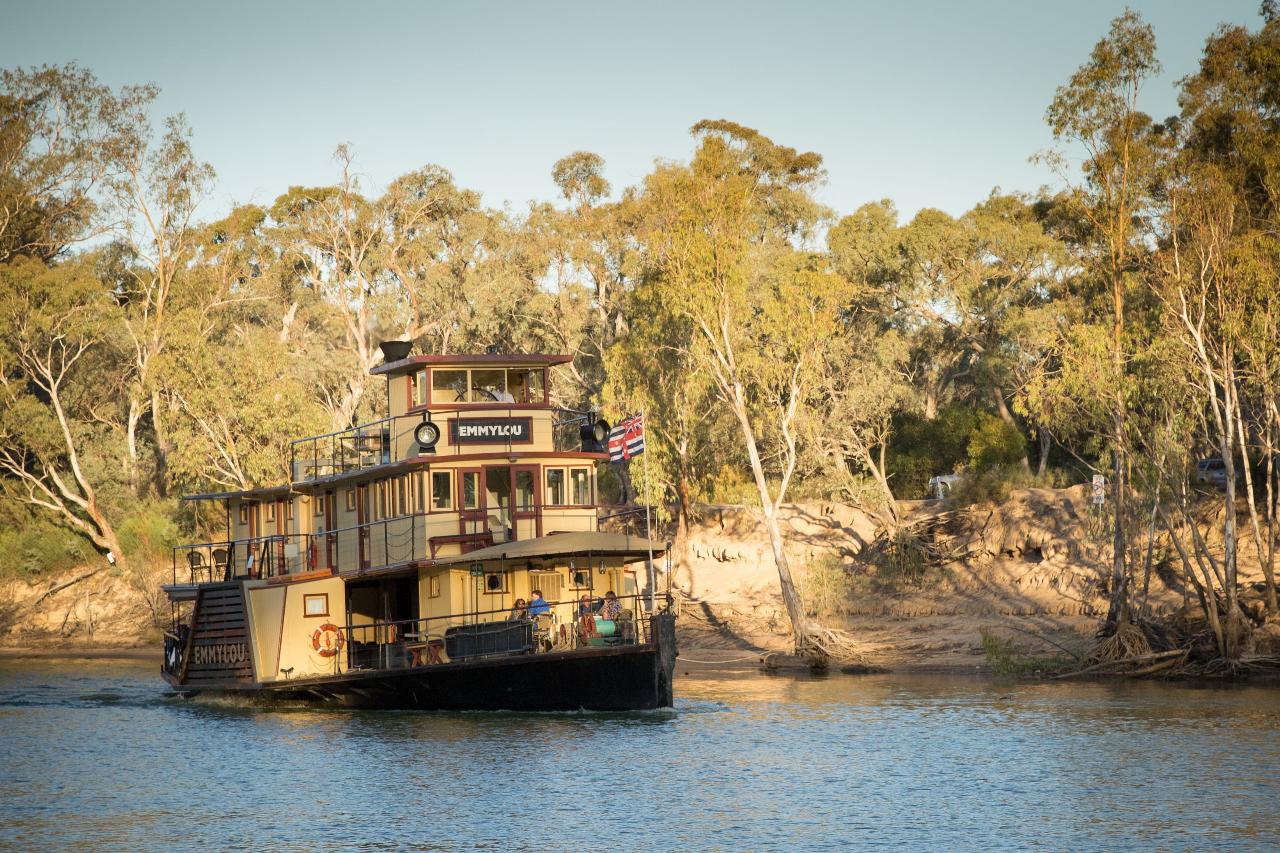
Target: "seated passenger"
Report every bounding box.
[528,589,551,618]
[509,598,529,620]
[599,590,621,621]
[577,594,598,617]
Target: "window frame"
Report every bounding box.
[545,467,566,507]
[303,593,329,617]
[569,467,593,506]
[431,470,454,511]
[420,367,550,409]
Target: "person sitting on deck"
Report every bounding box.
[509,598,529,620]
[599,591,621,621]
[528,590,551,618]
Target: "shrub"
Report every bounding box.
[980,628,1077,678]
[0,522,93,579]
[886,404,985,498]
[967,415,1027,471]
[117,501,179,564]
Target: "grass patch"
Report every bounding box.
[980,628,1078,678]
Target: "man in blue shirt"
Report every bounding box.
[528,589,551,617]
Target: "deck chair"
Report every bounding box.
[186,551,206,583]
[211,548,230,582]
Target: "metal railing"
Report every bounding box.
[171,514,434,586]
[316,593,657,675]
[288,407,602,482]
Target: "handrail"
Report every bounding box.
[322,593,658,675]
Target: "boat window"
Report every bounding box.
[483,571,508,594]
[432,369,469,404]
[238,503,249,524]
[431,471,453,510]
[545,468,565,506]
[396,476,408,516]
[570,468,591,505]
[515,469,535,510]
[410,369,428,407]
[345,489,356,512]
[470,369,507,403]
[265,501,276,522]
[413,471,425,513]
[461,471,480,510]
[507,368,546,404]
[313,494,324,517]
[303,593,329,617]
[428,574,441,598]
[534,572,562,604]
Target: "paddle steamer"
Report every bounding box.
[160,343,675,711]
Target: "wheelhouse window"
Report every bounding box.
[409,369,428,408]
[546,468,565,506]
[515,470,535,510]
[461,471,480,510]
[432,369,469,404]
[570,468,591,505]
[431,471,454,510]
[470,369,507,403]
[426,367,548,405]
[507,368,546,404]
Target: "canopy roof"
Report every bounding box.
[432,531,665,567]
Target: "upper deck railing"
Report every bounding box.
[170,508,600,587]
[288,406,601,482]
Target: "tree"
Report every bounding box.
[0,63,154,263]
[634,121,856,655]
[1043,10,1163,632]
[0,258,126,565]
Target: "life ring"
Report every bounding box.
[311,623,345,657]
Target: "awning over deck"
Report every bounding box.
[432,531,665,568]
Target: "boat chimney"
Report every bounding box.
[379,340,413,362]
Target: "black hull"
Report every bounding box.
[168,613,678,712]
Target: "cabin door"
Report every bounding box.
[483,466,513,544]
[512,464,540,541]
[246,501,259,578]
[274,498,288,574]
[457,467,485,544]
[323,490,336,571]
[356,483,370,570]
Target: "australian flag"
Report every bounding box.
[607,414,645,463]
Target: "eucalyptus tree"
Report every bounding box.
[108,110,215,494]
[631,120,858,655]
[1041,10,1164,632]
[0,63,152,263]
[0,258,128,566]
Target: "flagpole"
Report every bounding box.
[643,409,655,613]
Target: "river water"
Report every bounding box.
[1,657,1278,852]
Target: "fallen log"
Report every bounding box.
[1053,648,1188,679]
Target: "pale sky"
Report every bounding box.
[4,0,1264,223]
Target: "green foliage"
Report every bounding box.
[0,521,93,579]
[968,415,1027,471]
[950,466,1034,506]
[979,628,1077,678]
[802,553,854,615]
[886,405,984,498]
[116,501,179,564]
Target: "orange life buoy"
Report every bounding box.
[311,623,345,657]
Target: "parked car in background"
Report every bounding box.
[1194,458,1229,488]
[928,473,966,499]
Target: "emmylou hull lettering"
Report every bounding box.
[449,417,532,444]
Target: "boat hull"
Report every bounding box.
[165,613,678,712]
